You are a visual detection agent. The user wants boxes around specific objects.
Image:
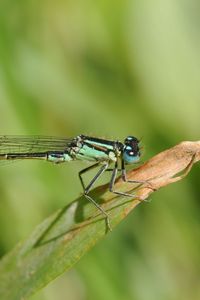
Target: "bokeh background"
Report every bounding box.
[0,1,200,299]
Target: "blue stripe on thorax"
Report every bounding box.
[74,136,122,162]
[75,144,112,161]
[83,138,115,151]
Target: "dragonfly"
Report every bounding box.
[0,134,143,230]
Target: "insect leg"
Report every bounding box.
[109,160,136,197]
[79,162,100,190]
[121,158,148,184]
[79,162,112,231]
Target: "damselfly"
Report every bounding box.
[0,135,143,230]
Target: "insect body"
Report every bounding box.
[0,135,142,230]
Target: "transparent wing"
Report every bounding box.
[0,135,74,155]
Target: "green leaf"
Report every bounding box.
[0,141,199,300]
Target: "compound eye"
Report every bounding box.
[124,136,139,144]
[123,136,141,164]
[123,147,140,164]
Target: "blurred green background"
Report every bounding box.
[0,0,200,299]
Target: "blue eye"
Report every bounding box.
[123,150,140,164]
[123,136,141,164]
